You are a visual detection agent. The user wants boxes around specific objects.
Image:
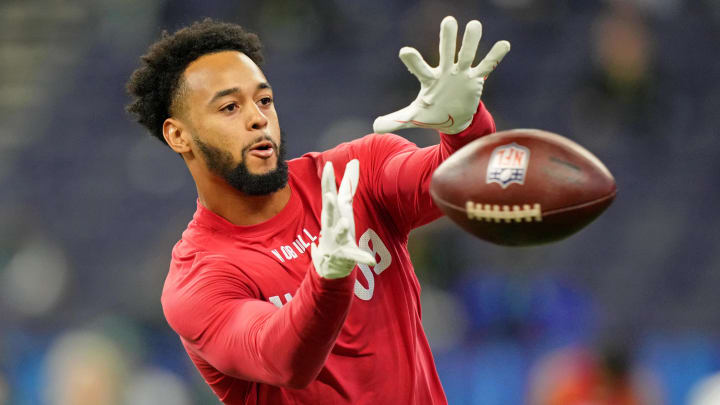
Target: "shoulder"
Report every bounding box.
[289,133,418,175]
[321,133,416,158]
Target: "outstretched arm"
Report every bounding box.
[164,161,375,389]
[371,103,496,232]
[175,266,356,389]
[369,16,509,231]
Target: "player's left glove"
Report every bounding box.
[373,16,510,135]
[311,160,377,279]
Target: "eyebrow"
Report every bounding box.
[208,82,272,105]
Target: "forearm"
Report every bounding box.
[384,101,495,181]
[377,102,495,229]
[194,267,356,388]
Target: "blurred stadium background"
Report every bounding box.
[1,0,719,403]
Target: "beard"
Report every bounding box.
[194,131,289,196]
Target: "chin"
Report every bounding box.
[248,161,277,174]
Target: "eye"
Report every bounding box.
[221,103,238,113]
[258,97,273,106]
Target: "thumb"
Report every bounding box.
[373,104,418,134]
[336,246,377,267]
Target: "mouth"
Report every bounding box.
[247,140,276,159]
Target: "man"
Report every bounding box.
[126,15,509,404]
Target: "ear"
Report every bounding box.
[163,118,192,154]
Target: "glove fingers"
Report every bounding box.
[373,104,417,134]
[332,216,351,245]
[337,160,359,236]
[337,159,359,203]
[321,161,337,198]
[438,16,458,71]
[332,217,376,266]
[336,246,377,267]
[456,20,483,71]
[399,47,434,84]
[471,40,511,78]
[322,192,338,232]
[320,162,338,231]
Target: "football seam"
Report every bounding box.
[542,190,617,217]
[429,188,617,219]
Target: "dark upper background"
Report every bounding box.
[1,0,718,403]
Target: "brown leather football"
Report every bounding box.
[430,129,617,246]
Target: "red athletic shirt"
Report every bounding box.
[161,103,495,404]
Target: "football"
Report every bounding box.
[430,129,616,246]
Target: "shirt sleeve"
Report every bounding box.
[161,258,356,389]
[370,101,496,233]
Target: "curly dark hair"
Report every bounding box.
[126,18,264,145]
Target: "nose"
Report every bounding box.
[246,103,268,131]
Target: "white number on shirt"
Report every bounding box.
[353,228,392,301]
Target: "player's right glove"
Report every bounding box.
[311,160,377,279]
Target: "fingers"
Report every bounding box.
[337,159,360,238]
[320,162,337,230]
[331,206,376,267]
[321,161,336,197]
[321,192,337,233]
[321,160,361,239]
[338,159,359,203]
[471,40,511,78]
[456,20,483,71]
[333,216,351,245]
[315,160,376,278]
[399,47,434,84]
[339,247,377,267]
[438,16,458,71]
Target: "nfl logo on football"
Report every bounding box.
[486,143,530,188]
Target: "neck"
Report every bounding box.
[194,171,291,227]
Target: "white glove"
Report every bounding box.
[373,16,510,135]
[311,160,377,279]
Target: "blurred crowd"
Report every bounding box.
[1,0,719,403]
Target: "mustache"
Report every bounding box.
[241,135,279,155]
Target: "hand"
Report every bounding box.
[373,16,510,135]
[311,160,377,279]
